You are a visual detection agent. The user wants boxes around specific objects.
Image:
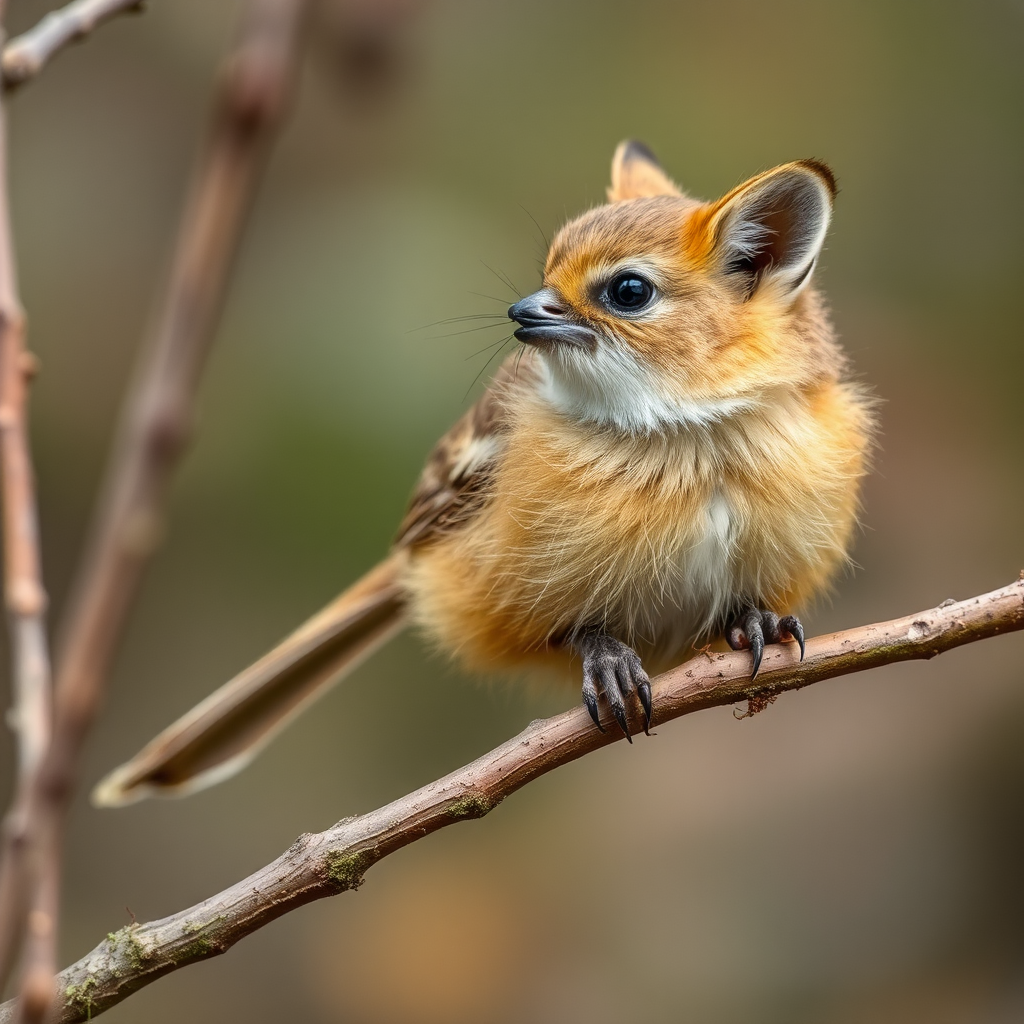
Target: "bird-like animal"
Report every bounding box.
[94,141,874,806]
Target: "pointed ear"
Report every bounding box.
[608,140,682,202]
[706,160,836,298]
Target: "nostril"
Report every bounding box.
[509,290,567,323]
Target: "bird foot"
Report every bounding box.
[572,630,652,740]
[726,609,805,679]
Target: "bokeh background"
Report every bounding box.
[1,0,1022,1020]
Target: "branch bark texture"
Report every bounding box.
[4,578,1019,1024]
[1,0,143,88]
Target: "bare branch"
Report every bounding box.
[1,0,144,89]
[0,1,55,1009]
[0,7,49,799]
[0,578,1018,1024]
[0,0,308,1013]
[50,0,308,764]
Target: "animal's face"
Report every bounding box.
[508,143,837,432]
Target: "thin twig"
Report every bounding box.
[0,578,1018,1024]
[0,1,54,1013]
[1,0,144,89]
[0,0,309,1015]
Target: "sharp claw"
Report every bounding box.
[637,679,652,735]
[609,699,632,743]
[780,615,805,661]
[743,610,764,679]
[582,685,604,732]
[595,663,632,741]
[750,635,764,678]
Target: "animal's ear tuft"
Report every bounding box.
[709,161,835,298]
[608,140,681,201]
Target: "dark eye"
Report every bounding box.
[606,272,654,312]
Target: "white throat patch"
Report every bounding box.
[536,339,752,433]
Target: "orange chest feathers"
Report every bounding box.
[402,380,871,676]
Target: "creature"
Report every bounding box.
[94,142,874,806]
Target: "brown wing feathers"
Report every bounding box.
[396,358,525,548]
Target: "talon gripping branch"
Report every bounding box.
[95,142,875,804]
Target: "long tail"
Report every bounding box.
[93,552,408,807]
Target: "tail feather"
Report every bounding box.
[93,553,408,807]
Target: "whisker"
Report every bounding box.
[468,290,513,306]
[424,321,513,340]
[500,270,523,297]
[519,204,550,251]
[464,335,512,360]
[463,334,514,400]
[407,314,509,333]
[480,260,523,299]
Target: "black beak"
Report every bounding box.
[507,289,597,351]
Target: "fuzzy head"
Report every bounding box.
[508,142,840,433]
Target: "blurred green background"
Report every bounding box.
[1,0,1023,1020]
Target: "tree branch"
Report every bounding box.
[1,577,1018,1024]
[47,0,308,778]
[0,37,48,792]
[0,1,55,1013]
[0,0,308,1015]
[1,0,144,89]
